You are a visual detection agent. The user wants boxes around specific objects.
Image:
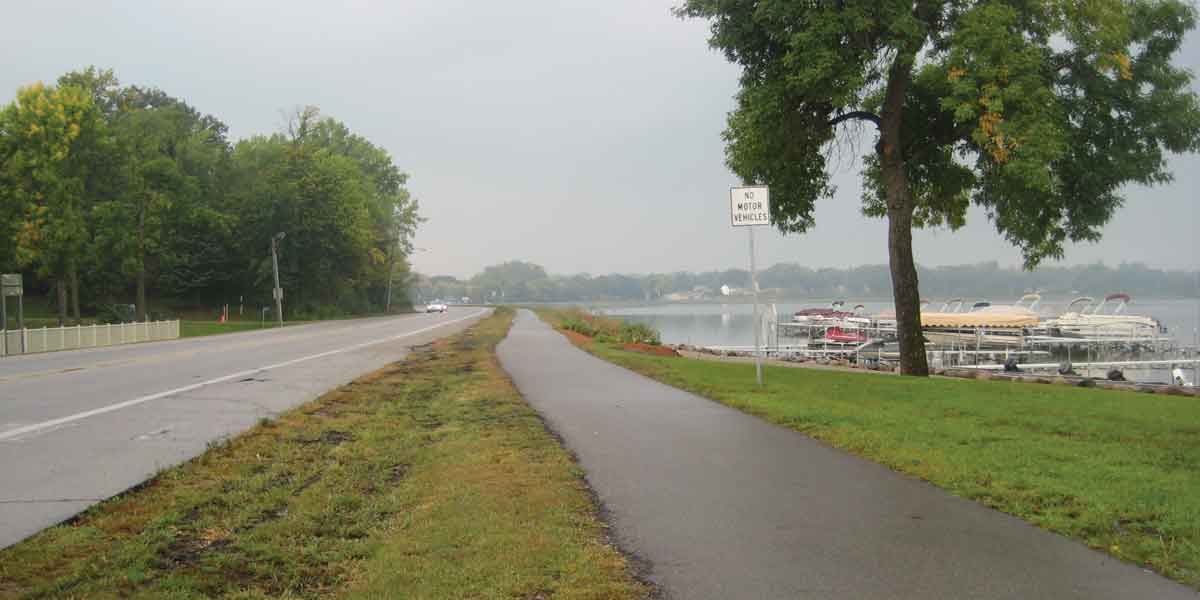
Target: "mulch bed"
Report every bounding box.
[562,330,594,346]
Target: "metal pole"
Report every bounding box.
[749,226,762,386]
[385,254,394,313]
[1,297,6,357]
[18,295,24,353]
[271,237,283,328]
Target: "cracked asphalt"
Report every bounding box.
[497,309,1197,599]
[0,308,487,549]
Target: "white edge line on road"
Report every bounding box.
[0,309,488,442]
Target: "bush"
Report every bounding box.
[617,322,660,345]
[556,310,660,345]
[97,303,136,324]
[561,316,599,338]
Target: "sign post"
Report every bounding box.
[2,274,25,355]
[730,186,770,386]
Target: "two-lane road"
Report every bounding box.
[0,308,488,548]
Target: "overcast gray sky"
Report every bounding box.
[3,1,1198,277]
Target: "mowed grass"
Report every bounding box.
[180,320,296,338]
[0,308,647,599]
[537,309,1200,590]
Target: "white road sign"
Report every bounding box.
[1,274,22,297]
[730,186,770,227]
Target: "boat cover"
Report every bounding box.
[1050,313,1158,327]
[919,310,1039,328]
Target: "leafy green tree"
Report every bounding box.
[229,109,378,316]
[307,114,422,310]
[57,67,124,117]
[0,106,20,274]
[678,0,1200,374]
[0,82,106,324]
[111,106,186,319]
[471,261,550,301]
[93,89,233,319]
[150,114,235,307]
[55,68,125,316]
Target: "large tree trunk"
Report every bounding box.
[887,204,929,375]
[879,48,930,376]
[69,261,80,322]
[56,278,67,327]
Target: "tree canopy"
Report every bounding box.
[0,68,421,323]
[678,0,1200,374]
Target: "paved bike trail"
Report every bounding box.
[497,310,1196,599]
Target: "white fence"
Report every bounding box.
[1,320,180,357]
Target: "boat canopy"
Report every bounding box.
[1095,293,1131,314]
[938,298,964,312]
[1016,293,1041,310]
[1065,296,1095,313]
[920,311,1039,328]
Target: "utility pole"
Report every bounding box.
[384,249,395,313]
[271,232,285,327]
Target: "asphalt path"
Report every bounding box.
[497,309,1196,599]
[0,307,488,549]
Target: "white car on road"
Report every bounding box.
[425,302,448,313]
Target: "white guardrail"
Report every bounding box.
[0,320,180,357]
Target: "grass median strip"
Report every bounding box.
[180,321,288,338]
[0,308,647,599]
[537,308,1200,590]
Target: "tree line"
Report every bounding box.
[415,260,1199,303]
[0,67,419,324]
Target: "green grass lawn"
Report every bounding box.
[0,308,647,599]
[537,308,1200,590]
[180,320,301,338]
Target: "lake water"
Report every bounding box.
[596,298,1200,349]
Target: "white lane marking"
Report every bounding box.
[0,313,443,382]
[0,310,487,442]
[1,420,83,443]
